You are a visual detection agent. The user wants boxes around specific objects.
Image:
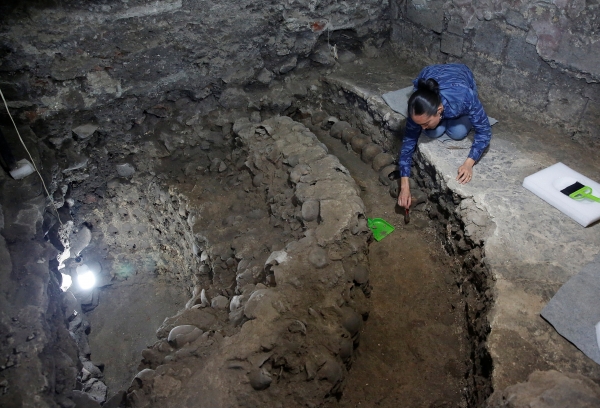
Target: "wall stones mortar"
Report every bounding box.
[0,0,390,141]
[390,0,600,146]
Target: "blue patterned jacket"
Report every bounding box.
[398,63,492,177]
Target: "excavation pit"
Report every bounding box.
[47,83,495,407]
[1,18,600,405]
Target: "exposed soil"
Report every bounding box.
[311,123,469,408]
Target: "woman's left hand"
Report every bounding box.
[457,158,475,184]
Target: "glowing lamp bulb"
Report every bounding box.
[77,269,96,290]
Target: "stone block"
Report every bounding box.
[546,86,587,124]
[525,30,538,45]
[413,29,440,57]
[506,33,540,73]
[447,16,465,35]
[473,21,506,58]
[577,101,600,146]
[406,0,445,34]
[472,58,502,89]
[391,20,414,49]
[582,83,600,102]
[440,33,463,57]
[533,19,600,82]
[498,67,549,111]
[0,80,29,101]
[428,36,445,63]
[505,10,529,31]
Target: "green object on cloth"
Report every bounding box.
[561,182,600,203]
[367,218,395,241]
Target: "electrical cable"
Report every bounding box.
[0,87,63,226]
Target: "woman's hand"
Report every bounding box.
[457,158,475,184]
[398,177,412,209]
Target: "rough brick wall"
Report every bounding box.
[390,0,600,147]
[0,0,389,134]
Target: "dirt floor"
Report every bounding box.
[311,123,470,408]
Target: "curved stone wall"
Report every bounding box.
[125,115,371,407]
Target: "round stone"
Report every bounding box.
[379,164,398,186]
[301,200,320,222]
[211,295,230,309]
[372,152,395,172]
[330,121,351,139]
[341,127,361,144]
[311,111,328,126]
[361,143,383,164]
[308,247,329,269]
[340,307,362,336]
[350,134,369,154]
[252,173,263,187]
[352,265,369,285]
[116,163,135,178]
[249,367,272,390]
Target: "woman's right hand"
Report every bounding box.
[398,177,412,209]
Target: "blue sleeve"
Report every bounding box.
[398,115,421,177]
[465,90,492,162]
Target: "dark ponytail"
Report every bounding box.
[407,78,441,117]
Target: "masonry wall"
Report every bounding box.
[0,0,389,137]
[390,0,600,148]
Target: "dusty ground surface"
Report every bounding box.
[312,122,469,407]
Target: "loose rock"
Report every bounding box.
[308,247,329,269]
[311,111,328,126]
[72,124,98,140]
[256,68,274,85]
[211,295,230,309]
[361,143,383,164]
[372,152,394,172]
[116,163,135,178]
[340,306,362,336]
[350,134,370,154]
[301,200,320,222]
[249,367,272,390]
[330,121,351,139]
[167,325,202,348]
[341,127,361,144]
